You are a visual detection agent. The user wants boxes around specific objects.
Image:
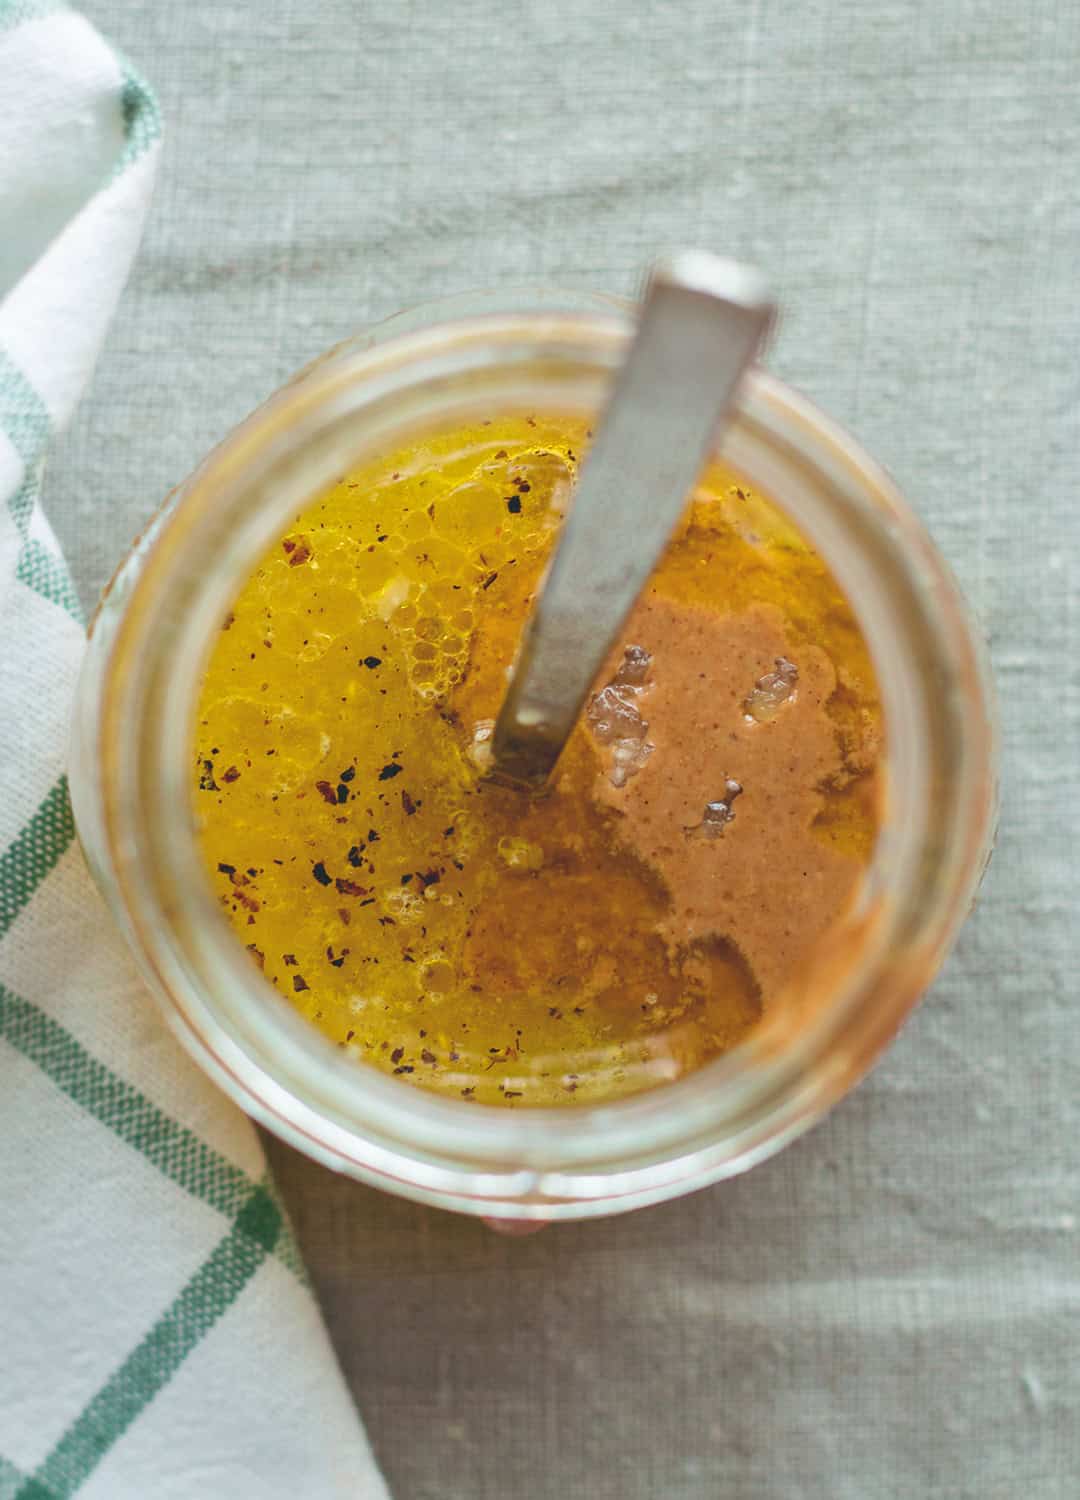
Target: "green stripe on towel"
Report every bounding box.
[16,1184,282,1500]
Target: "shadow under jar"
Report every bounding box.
[69,291,997,1222]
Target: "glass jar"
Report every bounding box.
[69,291,997,1222]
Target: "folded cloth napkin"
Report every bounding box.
[0,6,388,1497]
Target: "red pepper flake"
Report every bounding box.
[481,571,498,590]
[283,537,312,566]
[221,611,235,630]
[198,759,219,791]
[359,897,375,907]
[246,944,265,968]
[401,790,417,816]
[315,780,338,805]
[217,862,236,876]
[502,1089,523,1099]
[335,877,368,897]
[390,1046,404,1064]
[283,953,298,966]
[378,761,403,781]
[362,656,382,670]
[292,974,309,992]
[421,1049,436,1065]
[338,907,351,924]
[222,765,241,783]
[377,915,395,927]
[235,891,260,912]
[393,1064,414,1075]
[548,1007,562,1019]
[346,1029,355,1041]
[312,862,332,886]
[461,1086,475,1098]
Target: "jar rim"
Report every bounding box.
[85,296,997,1217]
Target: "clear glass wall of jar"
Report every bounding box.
[69,293,997,1221]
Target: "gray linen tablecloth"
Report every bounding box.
[48,3,1079,1496]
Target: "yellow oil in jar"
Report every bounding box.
[192,413,881,1105]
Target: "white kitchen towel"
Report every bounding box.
[0,5,388,1496]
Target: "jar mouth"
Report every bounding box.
[93,300,997,1217]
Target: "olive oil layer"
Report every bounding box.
[193,414,881,1105]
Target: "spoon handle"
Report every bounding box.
[490,251,776,790]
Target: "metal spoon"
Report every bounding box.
[489,250,776,790]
